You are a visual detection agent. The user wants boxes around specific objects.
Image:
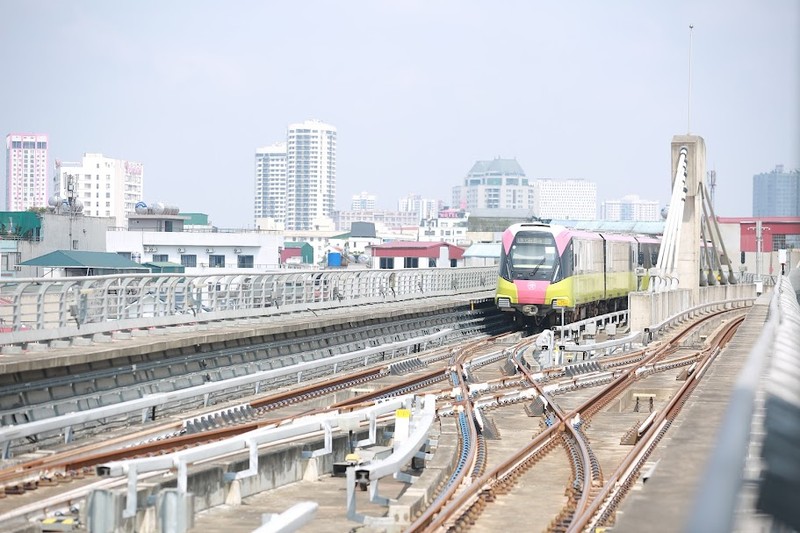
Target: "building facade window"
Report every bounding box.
[152,254,168,262]
[209,255,225,268]
[379,257,394,269]
[181,255,197,267]
[404,257,419,268]
[237,255,254,268]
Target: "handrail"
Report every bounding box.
[0,267,497,346]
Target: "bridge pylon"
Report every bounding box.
[670,134,706,303]
[631,134,754,334]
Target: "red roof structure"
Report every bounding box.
[368,241,465,259]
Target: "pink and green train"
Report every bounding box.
[494,223,660,328]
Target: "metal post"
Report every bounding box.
[755,220,762,282]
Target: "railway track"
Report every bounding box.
[0,333,514,527]
[408,307,746,532]
[0,306,749,532]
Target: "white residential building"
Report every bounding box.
[351,191,376,211]
[333,210,420,232]
[533,178,596,220]
[286,120,337,231]
[53,153,144,228]
[419,210,470,246]
[5,133,49,211]
[398,193,440,223]
[256,120,337,231]
[254,142,287,226]
[107,211,283,275]
[601,194,660,221]
[452,158,533,211]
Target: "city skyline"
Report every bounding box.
[1,2,798,227]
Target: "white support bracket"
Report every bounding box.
[355,412,377,448]
[302,421,332,458]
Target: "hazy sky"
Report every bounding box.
[2,1,798,227]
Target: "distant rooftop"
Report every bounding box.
[468,157,525,177]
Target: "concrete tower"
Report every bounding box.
[671,134,706,302]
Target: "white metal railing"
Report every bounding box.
[96,396,414,520]
[0,267,497,345]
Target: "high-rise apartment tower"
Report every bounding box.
[254,142,287,225]
[5,133,49,211]
[286,120,337,231]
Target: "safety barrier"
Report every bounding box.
[0,266,497,346]
[688,274,800,532]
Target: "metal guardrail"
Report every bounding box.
[346,395,436,525]
[553,310,628,340]
[0,330,451,459]
[0,267,497,346]
[253,502,318,533]
[95,395,414,520]
[688,275,800,532]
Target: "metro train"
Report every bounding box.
[494,223,660,328]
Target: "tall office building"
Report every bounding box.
[753,164,800,217]
[533,178,597,220]
[5,133,49,211]
[351,191,376,211]
[254,142,287,226]
[452,157,532,211]
[286,120,337,231]
[601,194,659,221]
[53,153,144,227]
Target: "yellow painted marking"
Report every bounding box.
[395,409,410,418]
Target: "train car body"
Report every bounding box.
[495,223,660,327]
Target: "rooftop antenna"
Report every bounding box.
[687,24,694,134]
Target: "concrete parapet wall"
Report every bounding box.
[629,284,756,335]
[388,415,459,527]
[629,289,691,335]
[699,283,755,304]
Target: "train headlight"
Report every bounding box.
[497,297,512,310]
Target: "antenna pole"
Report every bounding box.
[688,24,694,134]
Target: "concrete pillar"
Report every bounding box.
[157,489,194,533]
[86,489,124,533]
[671,135,706,305]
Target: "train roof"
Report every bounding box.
[504,223,661,241]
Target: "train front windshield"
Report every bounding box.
[502,232,560,281]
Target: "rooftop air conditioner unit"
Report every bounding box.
[206,248,214,254]
[177,247,186,253]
